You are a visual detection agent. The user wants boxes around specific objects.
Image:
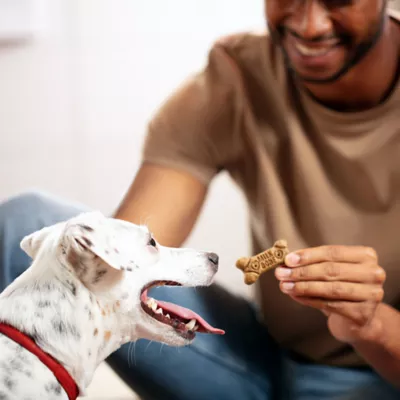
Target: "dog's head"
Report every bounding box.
[20,211,224,347]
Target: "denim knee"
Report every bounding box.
[0,190,86,289]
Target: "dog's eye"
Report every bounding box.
[148,237,157,247]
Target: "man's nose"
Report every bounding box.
[290,0,333,40]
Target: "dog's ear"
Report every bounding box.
[61,212,132,291]
[20,230,43,259]
[20,224,62,259]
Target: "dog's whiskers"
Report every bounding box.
[144,340,154,354]
[127,341,137,368]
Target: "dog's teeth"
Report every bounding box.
[185,319,196,330]
[193,325,199,331]
[155,308,163,315]
[147,298,156,307]
[165,314,170,319]
[151,303,158,312]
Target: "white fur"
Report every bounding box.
[0,211,218,399]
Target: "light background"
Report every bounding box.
[2,1,399,398]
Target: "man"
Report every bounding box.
[1,0,400,399]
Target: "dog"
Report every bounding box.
[0,211,224,399]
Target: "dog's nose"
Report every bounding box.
[207,252,219,266]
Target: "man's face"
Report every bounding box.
[265,0,386,83]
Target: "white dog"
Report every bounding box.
[0,211,224,399]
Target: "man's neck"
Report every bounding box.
[302,17,400,112]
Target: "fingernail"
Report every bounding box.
[285,253,300,266]
[281,282,295,292]
[276,267,292,278]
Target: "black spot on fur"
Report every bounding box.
[84,305,93,320]
[52,318,81,340]
[3,377,14,391]
[82,237,93,247]
[22,369,33,378]
[37,300,51,308]
[9,358,23,371]
[80,224,94,232]
[0,362,11,375]
[8,358,32,378]
[52,319,66,334]
[126,267,132,272]
[44,282,55,291]
[0,392,9,400]
[14,354,32,376]
[30,326,42,344]
[73,326,81,339]
[120,266,125,271]
[35,312,44,319]
[65,280,77,296]
[45,382,62,395]
[92,269,107,284]
[129,261,139,269]
[88,350,92,357]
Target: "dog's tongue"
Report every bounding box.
[157,300,225,335]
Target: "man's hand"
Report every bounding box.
[275,245,386,343]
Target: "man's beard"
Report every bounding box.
[268,6,387,84]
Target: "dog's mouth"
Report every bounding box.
[140,281,225,340]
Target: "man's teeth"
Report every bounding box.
[295,42,333,57]
[185,319,197,331]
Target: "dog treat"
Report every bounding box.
[236,239,289,285]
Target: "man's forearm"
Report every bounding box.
[352,303,400,388]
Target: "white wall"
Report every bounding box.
[0,0,265,298]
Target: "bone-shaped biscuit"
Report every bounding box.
[236,240,289,285]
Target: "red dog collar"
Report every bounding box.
[0,322,79,400]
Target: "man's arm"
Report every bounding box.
[112,162,208,247]
[351,303,400,388]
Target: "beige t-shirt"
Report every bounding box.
[142,10,400,367]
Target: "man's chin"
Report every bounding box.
[283,51,352,84]
[290,67,346,84]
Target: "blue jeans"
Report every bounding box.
[0,191,399,400]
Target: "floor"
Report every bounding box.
[82,362,139,399]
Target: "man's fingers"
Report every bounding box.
[280,281,384,302]
[292,297,378,325]
[285,245,378,267]
[275,262,386,284]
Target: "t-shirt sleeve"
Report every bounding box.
[141,42,243,185]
